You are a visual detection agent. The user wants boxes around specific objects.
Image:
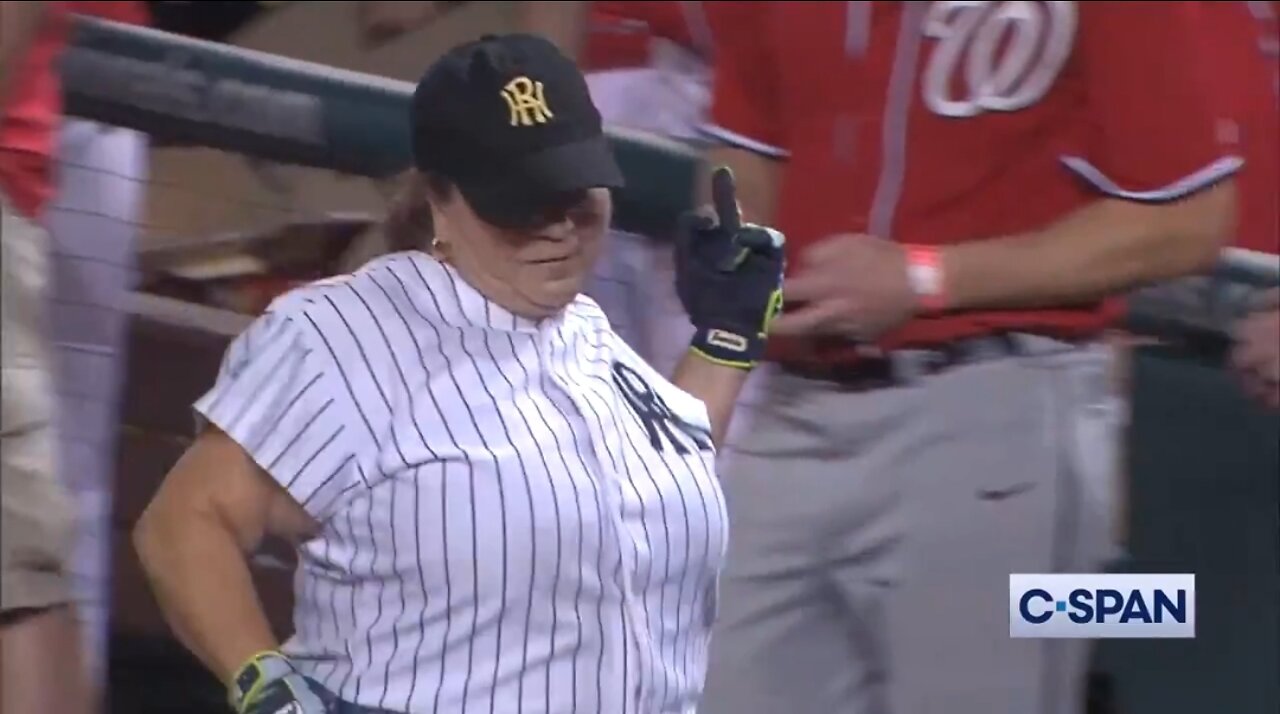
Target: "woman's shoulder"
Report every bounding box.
[565,292,612,330]
[265,251,446,329]
[231,253,446,397]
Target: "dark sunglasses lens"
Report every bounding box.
[481,205,543,231]
[476,190,587,231]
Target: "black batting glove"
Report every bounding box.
[228,651,333,714]
[676,167,786,370]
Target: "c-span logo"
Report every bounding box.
[1010,574,1195,639]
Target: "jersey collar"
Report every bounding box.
[410,253,551,334]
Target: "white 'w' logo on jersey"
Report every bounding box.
[921,1,1077,118]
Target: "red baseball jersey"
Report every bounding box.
[1194,1,1279,255]
[705,1,1240,364]
[0,2,71,217]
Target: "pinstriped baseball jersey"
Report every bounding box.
[193,251,728,714]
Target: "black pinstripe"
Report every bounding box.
[222,321,300,432]
[547,326,646,711]
[321,295,406,702]
[485,330,567,714]
[406,261,510,714]
[280,428,345,493]
[451,321,519,714]
[346,279,452,707]
[499,333,582,713]
[535,336,591,714]
[248,372,322,454]
[379,263,469,713]
[263,397,333,472]
[546,330,611,713]
[552,325,639,713]
[366,269,460,712]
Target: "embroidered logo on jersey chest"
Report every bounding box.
[611,362,712,455]
[921,1,1077,118]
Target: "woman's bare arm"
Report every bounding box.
[670,354,751,449]
[132,426,320,682]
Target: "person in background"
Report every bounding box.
[696,3,1236,714]
[45,2,153,698]
[1195,1,1280,408]
[1,2,93,713]
[518,0,708,377]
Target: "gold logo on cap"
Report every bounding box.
[501,76,554,127]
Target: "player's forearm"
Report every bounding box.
[516,1,590,60]
[133,509,280,683]
[941,181,1235,311]
[671,352,751,448]
[0,1,47,113]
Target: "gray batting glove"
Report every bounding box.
[228,651,333,714]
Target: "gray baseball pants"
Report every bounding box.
[700,335,1125,714]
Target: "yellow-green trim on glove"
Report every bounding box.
[688,285,785,371]
[228,650,293,713]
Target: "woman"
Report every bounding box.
[133,33,784,714]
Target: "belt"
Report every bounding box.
[778,334,1029,389]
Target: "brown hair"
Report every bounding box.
[382,170,453,252]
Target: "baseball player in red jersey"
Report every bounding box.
[696,3,1238,714]
[1,3,95,713]
[1194,1,1280,408]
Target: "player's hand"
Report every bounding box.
[770,233,916,340]
[1231,288,1280,409]
[228,651,333,714]
[675,166,786,370]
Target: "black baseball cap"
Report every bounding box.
[410,33,624,229]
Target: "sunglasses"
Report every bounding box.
[469,188,599,232]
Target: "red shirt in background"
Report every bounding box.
[0,2,70,217]
[705,2,1239,365]
[1196,1,1279,256]
[0,1,149,218]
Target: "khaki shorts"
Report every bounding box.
[1,190,74,613]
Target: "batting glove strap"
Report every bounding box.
[689,326,767,370]
[229,651,330,714]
